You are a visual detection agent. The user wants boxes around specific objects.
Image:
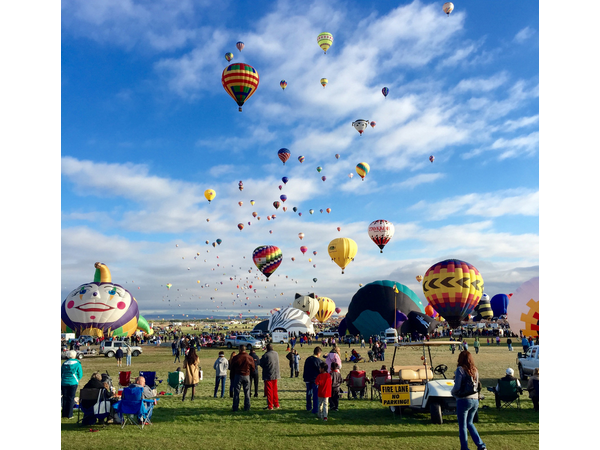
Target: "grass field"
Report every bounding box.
[61,337,539,450]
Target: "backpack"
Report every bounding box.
[455,369,479,398]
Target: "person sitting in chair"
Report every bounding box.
[345,365,369,399]
[82,372,113,401]
[130,376,154,399]
[493,368,522,408]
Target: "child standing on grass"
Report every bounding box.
[330,362,343,412]
[315,363,332,421]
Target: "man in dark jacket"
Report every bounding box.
[494,367,522,408]
[115,347,124,367]
[230,345,255,411]
[249,348,261,398]
[260,344,280,410]
[303,346,322,414]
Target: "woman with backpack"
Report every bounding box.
[451,350,486,450]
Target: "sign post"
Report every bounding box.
[380,383,410,408]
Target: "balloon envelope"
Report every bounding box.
[315,297,336,323]
[490,294,510,318]
[317,32,333,54]
[356,162,370,180]
[368,219,395,253]
[293,293,319,319]
[328,237,357,274]
[506,277,539,337]
[252,245,283,280]
[278,148,291,165]
[221,63,259,112]
[352,120,369,135]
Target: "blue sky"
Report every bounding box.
[59,0,540,319]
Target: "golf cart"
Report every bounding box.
[386,341,481,424]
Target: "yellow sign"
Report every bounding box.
[380,384,410,406]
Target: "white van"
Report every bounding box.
[384,328,398,344]
[272,331,289,344]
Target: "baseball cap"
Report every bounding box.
[506,368,514,376]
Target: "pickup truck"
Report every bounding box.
[517,345,539,380]
[224,335,264,350]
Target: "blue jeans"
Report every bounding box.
[214,375,226,397]
[456,398,485,450]
[232,375,251,411]
[61,384,78,418]
[305,382,319,413]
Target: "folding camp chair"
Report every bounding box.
[370,370,391,401]
[167,371,184,394]
[139,371,162,390]
[346,371,368,399]
[77,388,111,425]
[113,386,156,429]
[495,379,522,409]
[119,371,131,387]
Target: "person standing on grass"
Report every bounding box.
[228,351,237,398]
[292,349,301,377]
[125,345,132,366]
[451,350,486,450]
[325,346,342,373]
[303,346,323,414]
[315,363,332,421]
[61,350,82,419]
[330,362,343,412]
[260,343,281,410]
[473,336,480,354]
[115,346,123,367]
[506,337,513,351]
[249,348,261,398]
[213,351,229,398]
[182,347,200,401]
[230,345,255,412]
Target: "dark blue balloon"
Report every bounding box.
[490,294,509,317]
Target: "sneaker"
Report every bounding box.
[323,417,328,421]
[275,406,280,409]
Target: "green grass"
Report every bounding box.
[61,338,539,450]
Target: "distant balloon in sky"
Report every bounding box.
[316,166,322,173]
[321,176,326,182]
[252,245,283,281]
[368,220,395,253]
[273,201,280,210]
[335,154,340,159]
[204,189,216,203]
[317,32,333,54]
[326,208,331,213]
[382,87,389,98]
[416,275,423,283]
[352,119,369,135]
[279,195,287,203]
[300,246,308,255]
[356,162,370,180]
[370,121,376,128]
[280,80,287,90]
[348,173,354,178]
[282,176,289,184]
[320,78,328,88]
[298,233,304,240]
[225,52,234,62]
[298,155,305,163]
[443,2,454,15]
[309,209,314,214]
[237,223,244,231]
[278,148,291,165]
[429,155,435,163]
[222,63,259,112]
[236,41,245,51]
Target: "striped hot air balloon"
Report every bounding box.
[422,259,484,328]
[356,162,370,180]
[317,32,333,54]
[278,148,291,165]
[368,219,395,253]
[252,245,283,280]
[221,63,259,112]
[473,293,493,321]
[315,297,336,323]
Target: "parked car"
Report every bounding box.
[99,341,142,358]
[78,335,96,345]
[517,345,539,380]
[61,347,84,360]
[224,335,263,350]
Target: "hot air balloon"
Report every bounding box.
[225,52,234,62]
[279,195,287,203]
[293,207,298,212]
[278,148,291,165]
[316,166,322,173]
[320,209,323,213]
[298,233,304,240]
[317,32,333,54]
[282,176,289,185]
[337,227,341,231]
[238,201,243,207]
[422,259,484,328]
[416,275,423,283]
[429,155,435,163]
[282,206,287,212]
[237,223,244,231]
[335,154,340,159]
[352,119,369,135]
[166,283,172,289]
[312,251,317,255]
[443,2,454,15]
[60,262,153,339]
[300,246,308,255]
[356,162,370,180]
[328,237,357,274]
[321,176,326,182]
[335,307,341,314]
[278,185,283,190]
[472,293,493,321]
[308,258,312,262]
[236,41,245,51]
[348,173,354,178]
[315,297,336,323]
[320,78,328,88]
[280,80,287,90]
[490,294,510,318]
[252,212,258,218]
[370,121,376,128]
[204,189,216,203]
[309,209,314,214]
[221,63,259,112]
[250,200,255,205]
[425,304,437,318]
[252,245,283,281]
[505,277,539,337]
[368,219,395,253]
[273,201,280,210]
[293,293,319,318]
[298,155,305,163]
[216,239,222,245]
[313,278,318,283]
[382,87,389,98]
[326,208,331,213]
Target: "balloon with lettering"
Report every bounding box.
[221,63,259,112]
[506,277,539,337]
[328,237,357,274]
[422,259,484,328]
[61,262,153,338]
[368,219,395,253]
[252,245,283,281]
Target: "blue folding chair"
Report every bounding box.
[139,371,162,389]
[113,386,156,429]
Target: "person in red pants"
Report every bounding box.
[260,344,281,410]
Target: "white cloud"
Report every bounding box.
[514,27,536,44]
[454,72,509,93]
[491,131,539,159]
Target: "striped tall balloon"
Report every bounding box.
[315,297,336,323]
[252,245,283,280]
[356,162,370,180]
[222,63,259,112]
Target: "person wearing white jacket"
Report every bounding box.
[213,351,229,398]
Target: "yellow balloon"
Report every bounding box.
[315,297,336,323]
[328,237,357,274]
[204,189,216,203]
